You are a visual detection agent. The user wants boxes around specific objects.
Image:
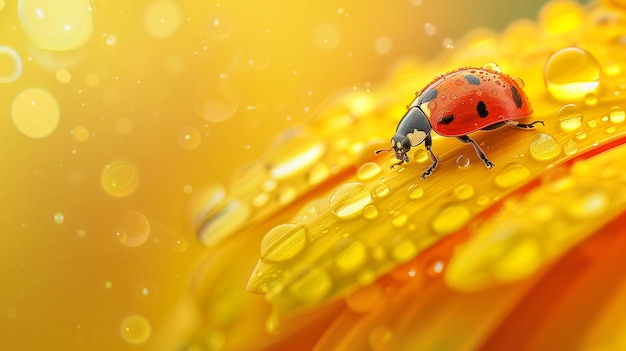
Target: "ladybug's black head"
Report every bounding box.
[391,134,411,163]
[375,107,431,167]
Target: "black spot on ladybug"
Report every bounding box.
[464,74,480,85]
[476,101,489,118]
[510,85,523,109]
[419,88,438,103]
[440,115,455,124]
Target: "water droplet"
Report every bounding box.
[584,92,598,106]
[544,47,601,101]
[563,139,578,155]
[407,184,424,200]
[197,198,250,247]
[453,184,474,200]
[53,211,64,224]
[334,239,368,273]
[483,62,501,73]
[267,134,326,179]
[18,0,94,50]
[413,149,430,163]
[363,204,379,219]
[0,46,22,83]
[329,182,372,219]
[431,204,472,235]
[369,325,394,351]
[557,104,583,131]
[357,162,382,181]
[391,238,418,262]
[605,126,617,134]
[529,133,562,161]
[289,267,333,303]
[567,189,609,220]
[374,181,390,197]
[101,160,140,198]
[610,106,625,123]
[391,213,408,228]
[120,315,151,345]
[261,224,307,263]
[118,211,150,247]
[143,0,181,38]
[494,163,531,189]
[476,194,490,206]
[456,154,471,168]
[178,126,201,150]
[11,88,60,138]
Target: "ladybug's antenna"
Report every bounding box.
[375,147,393,155]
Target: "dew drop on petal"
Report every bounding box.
[544,47,601,101]
[529,133,562,161]
[493,163,531,189]
[558,104,583,131]
[431,204,472,235]
[356,162,381,181]
[329,182,372,219]
[260,224,307,263]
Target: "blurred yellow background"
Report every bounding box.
[0,0,584,350]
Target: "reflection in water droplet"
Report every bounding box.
[261,224,307,263]
[101,160,140,198]
[118,211,150,247]
[563,139,578,155]
[544,47,601,101]
[120,315,151,345]
[18,0,94,50]
[268,134,326,179]
[329,182,372,219]
[374,182,390,197]
[357,162,382,180]
[456,154,471,168]
[334,239,368,273]
[289,267,333,303]
[413,149,430,163]
[529,133,562,161]
[483,62,501,73]
[494,163,531,189]
[197,198,250,247]
[0,46,22,83]
[558,104,583,131]
[11,88,60,138]
[363,204,379,219]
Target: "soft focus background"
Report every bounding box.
[0,0,586,350]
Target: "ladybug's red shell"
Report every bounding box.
[416,68,533,137]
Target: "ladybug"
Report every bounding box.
[376,66,544,179]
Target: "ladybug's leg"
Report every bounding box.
[456,135,495,169]
[505,120,545,129]
[421,133,439,179]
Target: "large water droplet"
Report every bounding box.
[610,106,625,123]
[260,224,307,263]
[529,133,562,161]
[329,182,372,219]
[544,47,601,101]
[558,104,583,131]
